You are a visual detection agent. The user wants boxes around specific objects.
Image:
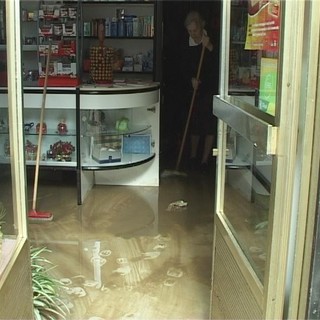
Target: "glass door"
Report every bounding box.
[211,0,320,318]
[0,0,33,317]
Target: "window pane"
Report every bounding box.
[223,125,272,281]
[0,1,18,275]
[229,0,280,117]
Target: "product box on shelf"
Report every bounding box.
[63,23,76,36]
[90,46,114,83]
[92,144,121,164]
[39,5,60,20]
[123,134,151,154]
[38,44,59,56]
[122,56,133,72]
[91,135,122,164]
[38,76,79,87]
[58,40,76,56]
[39,25,53,36]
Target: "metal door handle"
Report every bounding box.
[212,148,230,157]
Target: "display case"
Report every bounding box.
[79,82,160,203]
[22,88,77,168]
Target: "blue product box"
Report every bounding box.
[123,134,151,154]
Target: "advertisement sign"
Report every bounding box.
[259,57,277,116]
[245,0,280,51]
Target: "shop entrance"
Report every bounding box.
[211,1,320,318]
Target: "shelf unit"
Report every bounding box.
[80,0,158,83]
[23,87,78,168]
[37,1,80,87]
[0,88,77,167]
[20,1,162,86]
[21,0,39,87]
[0,1,162,204]
[79,83,160,203]
[229,1,259,93]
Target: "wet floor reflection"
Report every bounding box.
[28,169,217,319]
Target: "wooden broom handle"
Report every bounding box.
[175,44,206,171]
[32,43,51,210]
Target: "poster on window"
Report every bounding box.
[245,0,280,51]
[259,57,277,116]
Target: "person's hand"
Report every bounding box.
[202,34,213,52]
[192,77,201,90]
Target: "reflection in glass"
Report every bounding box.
[223,125,272,281]
[229,0,281,117]
[0,0,18,275]
[0,99,19,275]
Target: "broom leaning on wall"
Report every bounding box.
[28,42,53,222]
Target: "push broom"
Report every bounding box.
[161,44,206,177]
[28,42,53,222]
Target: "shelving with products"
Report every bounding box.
[229,0,259,92]
[0,1,6,87]
[0,0,162,203]
[80,1,157,83]
[0,97,9,164]
[20,0,161,86]
[21,1,39,87]
[37,0,80,87]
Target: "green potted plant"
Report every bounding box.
[31,246,70,320]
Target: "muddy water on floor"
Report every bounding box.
[28,171,217,319]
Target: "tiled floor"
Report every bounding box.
[27,164,223,319]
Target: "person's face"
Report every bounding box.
[187,21,202,42]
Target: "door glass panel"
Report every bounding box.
[224,125,272,281]
[0,0,22,275]
[229,0,281,117]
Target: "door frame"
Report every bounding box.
[210,0,320,318]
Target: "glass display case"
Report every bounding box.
[80,108,154,169]
[79,83,160,203]
[23,88,77,168]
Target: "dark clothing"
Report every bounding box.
[180,35,218,135]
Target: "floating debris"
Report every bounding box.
[166,200,188,212]
[167,267,183,278]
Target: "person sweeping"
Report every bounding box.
[179,11,218,173]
